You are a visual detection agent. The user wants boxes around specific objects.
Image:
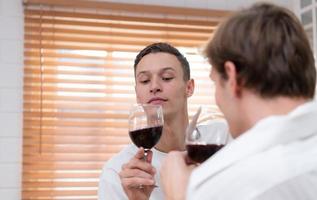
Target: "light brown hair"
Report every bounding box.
[204,3,316,98]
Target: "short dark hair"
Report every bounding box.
[204,3,316,98]
[134,42,190,81]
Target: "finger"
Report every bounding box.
[145,150,153,163]
[119,168,154,180]
[123,160,156,175]
[121,176,155,188]
[122,155,156,175]
[121,158,155,173]
[134,147,146,159]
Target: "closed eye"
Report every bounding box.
[139,79,150,84]
[162,77,173,81]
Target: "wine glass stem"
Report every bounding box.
[143,149,149,161]
[143,148,158,188]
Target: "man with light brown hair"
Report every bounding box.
[160,3,317,200]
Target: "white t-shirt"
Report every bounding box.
[187,101,317,200]
[98,144,166,200]
[98,119,229,200]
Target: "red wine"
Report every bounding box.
[129,126,163,149]
[186,144,224,163]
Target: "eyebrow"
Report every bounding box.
[161,67,176,73]
[136,67,176,78]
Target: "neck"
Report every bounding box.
[234,91,310,137]
[155,108,189,153]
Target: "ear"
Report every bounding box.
[224,61,241,97]
[186,79,195,97]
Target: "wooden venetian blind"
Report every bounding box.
[23,0,230,199]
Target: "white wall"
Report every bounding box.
[0,0,23,199]
[0,0,298,199]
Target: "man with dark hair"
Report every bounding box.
[134,43,191,81]
[98,42,195,200]
[160,3,317,200]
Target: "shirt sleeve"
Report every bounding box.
[98,167,128,200]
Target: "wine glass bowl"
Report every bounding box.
[186,107,229,163]
[128,104,164,157]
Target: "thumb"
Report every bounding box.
[134,147,146,159]
[146,150,153,163]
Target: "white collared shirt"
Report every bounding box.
[187,101,317,200]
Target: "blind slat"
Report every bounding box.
[23,102,132,111]
[24,0,230,18]
[22,190,97,197]
[23,119,128,128]
[25,9,219,27]
[23,77,135,86]
[25,18,214,34]
[23,162,105,170]
[25,34,206,47]
[24,43,158,52]
[23,129,128,137]
[24,86,135,94]
[23,154,116,162]
[23,145,125,153]
[23,181,98,188]
[25,26,211,41]
[24,111,129,119]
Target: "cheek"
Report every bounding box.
[214,85,223,108]
[135,86,147,103]
[177,85,188,98]
[167,82,186,97]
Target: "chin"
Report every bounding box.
[229,126,244,138]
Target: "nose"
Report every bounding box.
[150,78,162,94]
[150,87,161,94]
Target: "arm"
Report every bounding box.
[160,151,196,200]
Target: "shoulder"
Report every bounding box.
[188,140,317,199]
[98,144,136,200]
[103,144,137,172]
[99,144,136,185]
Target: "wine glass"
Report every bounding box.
[128,104,164,160]
[186,107,230,164]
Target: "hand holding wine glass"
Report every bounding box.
[127,104,163,188]
[186,107,229,164]
[120,148,156,200]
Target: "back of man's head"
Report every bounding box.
[205,3,316,99]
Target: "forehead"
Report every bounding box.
[135,52,183,74]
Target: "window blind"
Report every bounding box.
[23,1,230,199]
